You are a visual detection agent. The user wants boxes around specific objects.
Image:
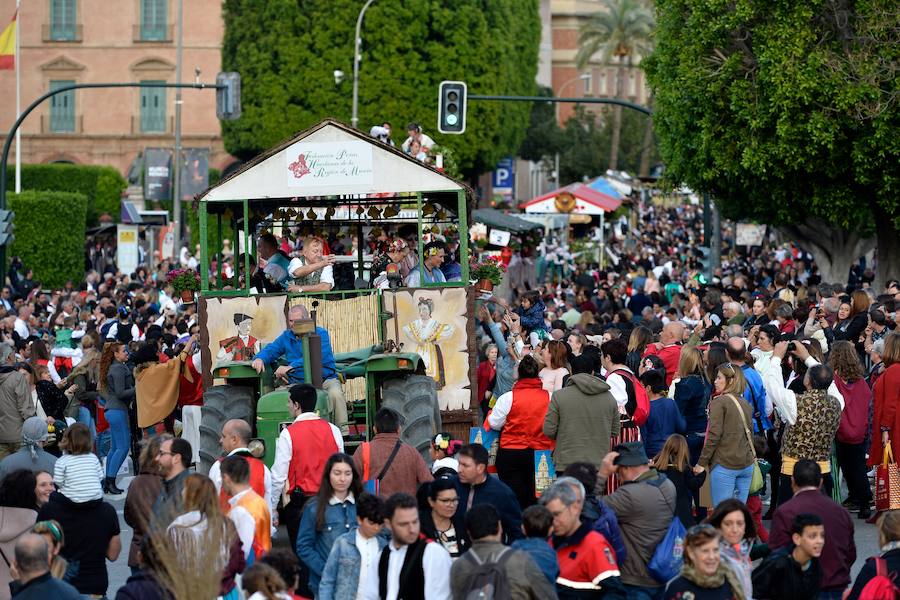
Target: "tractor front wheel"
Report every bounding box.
[199,385,255,474]
[381,375,441,463]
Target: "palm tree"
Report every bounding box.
[576,0,654,171]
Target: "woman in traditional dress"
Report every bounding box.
[402,298,454,389]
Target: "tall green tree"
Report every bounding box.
[576,0,654,171]
[645,0,899,287]
[221,0,540,178]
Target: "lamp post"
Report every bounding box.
[351,0,377,129]
[555,73,590,123]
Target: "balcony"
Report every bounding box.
[41,23,83,43]
[132,24,174,43]
[40,114,84,134]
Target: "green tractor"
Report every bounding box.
[193,119,476,473]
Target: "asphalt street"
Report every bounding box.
[103,474,883,596]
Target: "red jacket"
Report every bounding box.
[498,379,554,450]
[476,360,496,406]
[835,375,872,445]
[643,344,682,387]
[870,363,900,467]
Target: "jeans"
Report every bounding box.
[77,406,97,441]
[105,408,130,478]
[622,583,664,600]
[710,463,755,506]
[836,440,872,506]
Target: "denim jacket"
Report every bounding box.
[296,496,357,594]
[317,530,388,600]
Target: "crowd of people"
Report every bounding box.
[0,190,896,600]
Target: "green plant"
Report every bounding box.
[9,191,87,287]
[5,164,126,225]
[470,256,506,285]
[166,268,201,293]
[221,0,540,177]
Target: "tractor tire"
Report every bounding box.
[381,375,441,463]
[199,385,255,475]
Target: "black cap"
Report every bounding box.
[233,313,253,326]
[612,442,649,467]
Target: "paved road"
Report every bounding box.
[102,477,882,597]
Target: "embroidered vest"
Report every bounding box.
[781,389,842,462]
[292,257,322,287]
[219,454,267,514]
[234,489,272,565]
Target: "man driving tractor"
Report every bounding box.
[251,304,350,434]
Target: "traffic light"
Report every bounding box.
[0,210,14,246]
[437,81,467,134]
[696,247,710,285]
[216,72,242,121]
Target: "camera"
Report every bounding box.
[787,341,797,352]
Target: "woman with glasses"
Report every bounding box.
[695,363,757,506]
[419,478,467,559]
[664,524,746,600]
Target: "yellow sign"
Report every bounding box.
[554,192,576,213]
[119,231,136,242]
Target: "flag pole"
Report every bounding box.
[13,0,20,194]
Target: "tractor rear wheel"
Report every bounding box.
[381,375,441,463]
[199,385,255,474]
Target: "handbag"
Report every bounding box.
[648,481,687,583]
[362,440,402,495]
[726,394,764,495]
[875,442,900,512]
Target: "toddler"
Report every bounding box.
[53,423,103,502]
[511,504,559,585]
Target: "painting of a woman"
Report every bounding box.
[403,298,454,389]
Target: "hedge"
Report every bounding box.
[9,191,88,287]
[5,164,126,225]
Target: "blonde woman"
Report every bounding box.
[695,364,756,506]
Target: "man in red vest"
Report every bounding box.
[208,419,273,518]
[270,383,344,552]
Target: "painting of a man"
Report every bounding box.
[402,298,454,389]
[217,313,260,362]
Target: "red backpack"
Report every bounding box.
[859,558,900,600]
[612,369,650,426]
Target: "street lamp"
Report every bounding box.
[351,0,377,129]
[555,73,590,123]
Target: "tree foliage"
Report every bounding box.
[10,191,87,287]
[5,164,126,225]
[644,0,899,281]
[221,0,540,177]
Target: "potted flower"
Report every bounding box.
[470,256,506,294]
[166,268,201,303]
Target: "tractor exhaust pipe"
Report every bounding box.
[308,301,323,388]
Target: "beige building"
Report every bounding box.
[0,0,233,176]
[550,0,650,125]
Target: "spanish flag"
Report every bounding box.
[0,12,15,70]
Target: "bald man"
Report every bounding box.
[208,418,275,518]
[252,305,349,434]
[11,534,81,598]
[643,321,685,386]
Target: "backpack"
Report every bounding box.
[612,369,650,426]
[460,547,514,600]
[859,558,900,600]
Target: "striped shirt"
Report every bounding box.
[54,453,104,503]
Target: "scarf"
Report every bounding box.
[679,563,746,600]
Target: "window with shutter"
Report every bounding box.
[140,0,168,41]
[50,0,77,41]
[50,80,75,132]
[140,81,167,133]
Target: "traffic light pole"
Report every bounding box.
[468,94,654,116]
[0,81,226,285]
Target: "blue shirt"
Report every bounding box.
[254,326,337,381]
[741,364,772,433]
[640,396,686,459]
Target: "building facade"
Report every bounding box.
[550,0,650,125]
[0,0,233,176]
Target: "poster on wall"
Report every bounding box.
[116,225,139,276]
[199,295,288,384]
[383,287,471,411]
